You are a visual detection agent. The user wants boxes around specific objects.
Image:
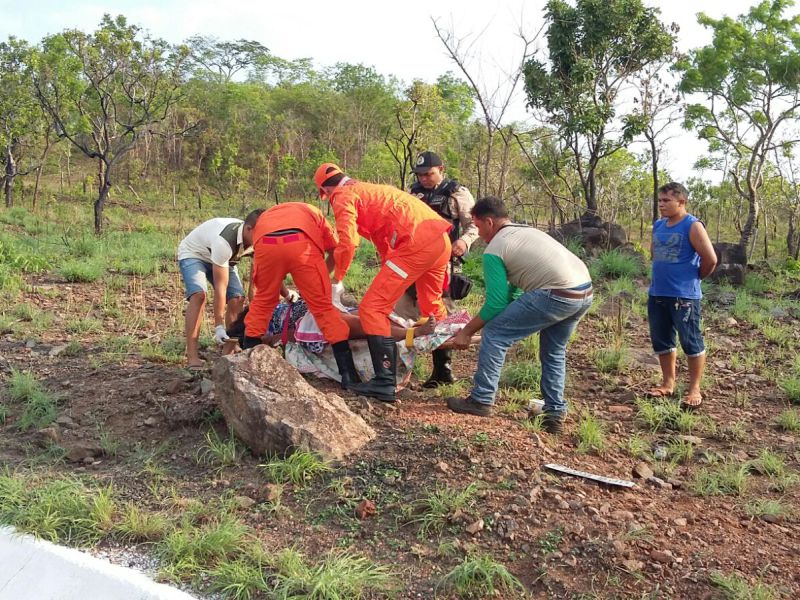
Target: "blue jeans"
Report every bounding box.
[178,258,245,300]
[471,289,593,416]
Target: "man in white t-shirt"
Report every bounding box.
[177,210,263,369]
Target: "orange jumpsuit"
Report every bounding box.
[327,180,452,336]
[244,202,349,344]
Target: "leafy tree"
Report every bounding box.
[523,0,675,217]
[32,14,188,232]
[185,36,271,83]
[0,37,40,207]
[678,0,800,253]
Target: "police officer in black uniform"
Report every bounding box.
[408,151,478,387]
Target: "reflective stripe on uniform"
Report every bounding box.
[385,260,408,279]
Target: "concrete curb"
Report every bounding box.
[0,527,196,600]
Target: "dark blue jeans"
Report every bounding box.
[471,289,593,416]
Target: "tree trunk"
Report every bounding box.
[4,141,17,208]
[94,159,110,234]
[648,135,659,223]
[739,188,759,258]
[32,134,54,210]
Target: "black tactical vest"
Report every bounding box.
[410,179,461,241]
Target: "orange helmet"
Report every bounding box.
[314,162,343,198]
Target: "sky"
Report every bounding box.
[3,0,797,183]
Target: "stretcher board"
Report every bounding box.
[544,463,636,488]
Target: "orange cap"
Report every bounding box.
[314,163,343,198]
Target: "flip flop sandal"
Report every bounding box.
[186,364,206,372]
[645,387,674,399]
[680,395,703,412]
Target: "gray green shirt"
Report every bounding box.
[479,225,591,321]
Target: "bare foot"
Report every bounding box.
[186,359,206,371]
[681,391,703,411]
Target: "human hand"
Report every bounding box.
[450,329,471,350]
[283,289,300,303]
[452,239,467,258]
[214,324,230,345]
[331,280,348,312]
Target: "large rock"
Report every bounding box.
[708,242,747,285]
[552,213,629,257]
[213,345,376,460]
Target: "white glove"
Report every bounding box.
[331,280,348,312]
[284,289,300,303]
[213,324,230,345]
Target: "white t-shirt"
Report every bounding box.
[177,218,246,267]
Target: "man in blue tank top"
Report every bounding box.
[648,182,717,410]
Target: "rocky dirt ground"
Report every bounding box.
[1,270,799,599]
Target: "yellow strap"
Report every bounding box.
[414,316,429,327]
[405,328,415,349]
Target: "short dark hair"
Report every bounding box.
[658,182,689,201]
[322,172,346,188]
[244,208,265,227]
[471,196,509,219]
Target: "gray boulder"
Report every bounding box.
[213,345,375,460]
[552,213,628,257]
[708,242,747,285]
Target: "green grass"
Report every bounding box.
[408,482,479,537]
[709,571,780,600]
[0,471,115,545]
[157,514,252,581]
[140,336,185,364]
[260,451,332,486]
[747,449,786,478]
[576,411,606,454]
[271,548,397,600]
[779,377,800,403]
[666,438,695,464]
[635,397,700,434]
[591,249,642,279]
[436,553,525,599]
[693,461,750,497]
[619,434,650,459]
[761,321,792,347]
[775,408,800,432]
[500,361,541,391]
[59,260,105,283]
[4,369,60,430]
[0,404,7,424]
[591,345,628,373]
[743,499,789,520]
[66,316,103,334]
[196,429,244,469]
[114,503,171,543]
[208,557,270,600]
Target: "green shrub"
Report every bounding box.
[500,361,541,391]
[437,553,525,599]
[591,249,642,279]
[60,260,105,283]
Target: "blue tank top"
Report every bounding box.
[649,214,701,299]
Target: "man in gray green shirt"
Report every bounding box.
[447,197,593,433]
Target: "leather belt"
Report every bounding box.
[550,287,593,299]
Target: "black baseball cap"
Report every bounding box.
[412,151,444,173]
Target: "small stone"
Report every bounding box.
[513,495,531,508]
[355,499,376,520]
[673,518,688,527]
[37,426,61,444]
[622,559,644,571]
[25,339,36,348]
[435,461,449,474]
[465,519,484,535]
[725,317,738,327]
[650,549,674,564]
[200,378,214,395]
[262,483,282,502]
[56,415,76,428]
[66,442,103,463]
[557,499,570,510]
[49,344,69,357]
[165,379,186,394]
[234,495,256,510]
[678,435,703,446]
[633,462,654,479]
[607,405,633,414]
[143,417,158,427]
[612,540,627,555]
[564,555,577,567]
[647,476,673,490]
[611,510,635,522]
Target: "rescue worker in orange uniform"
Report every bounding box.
[243,202,360,388]
[313,163,452,402]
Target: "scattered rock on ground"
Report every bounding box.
[633,462,654,479]
[355,499,376,520]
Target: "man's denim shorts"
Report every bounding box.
[178,258,245,301]
[647,296,705,357]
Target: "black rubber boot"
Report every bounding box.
[349,335,397,402]
[423,348,455,388]
[332,340,360,390]
[242,335,264,350]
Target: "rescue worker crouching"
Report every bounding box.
[242,202,360,389]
